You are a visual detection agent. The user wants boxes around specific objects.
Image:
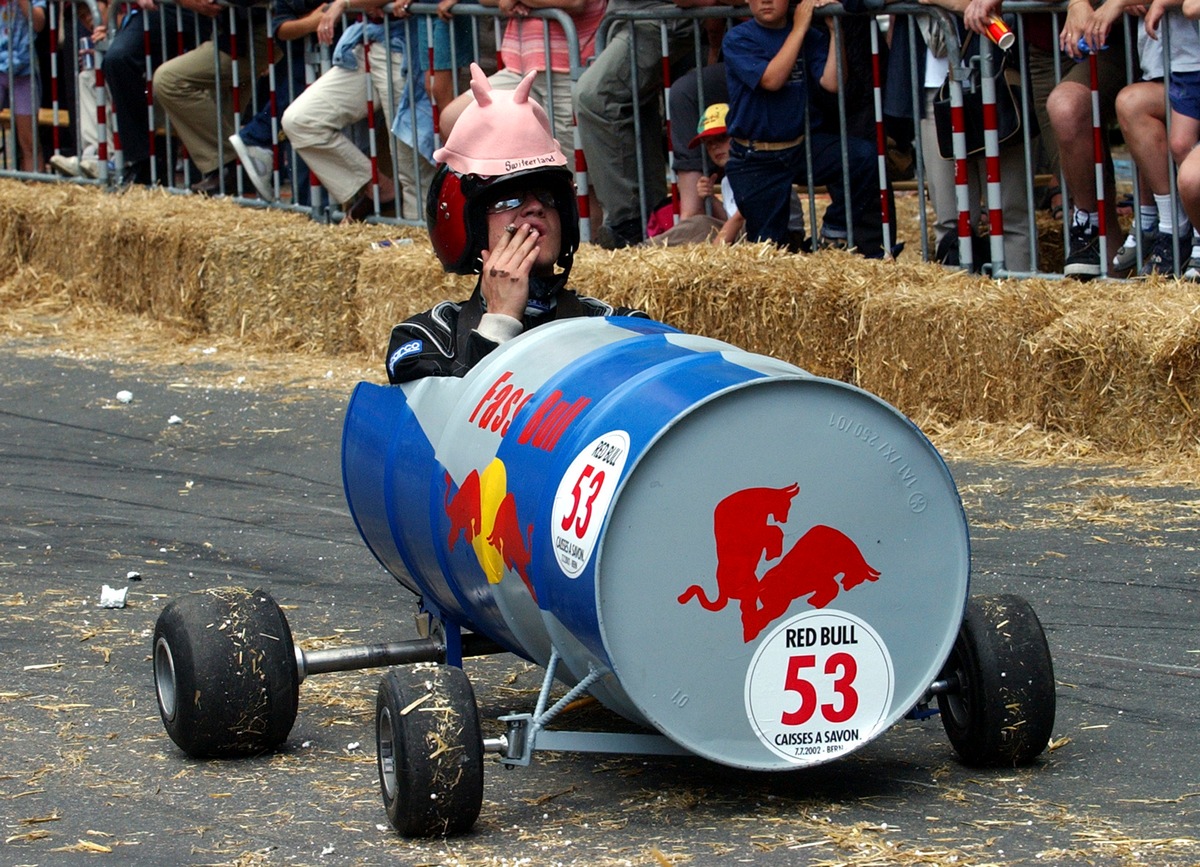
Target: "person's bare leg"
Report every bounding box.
[17,115,40,173]
[1049,80,1122,276]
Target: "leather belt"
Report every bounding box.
[733,135,805,152]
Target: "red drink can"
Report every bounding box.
[984,16,1015,50]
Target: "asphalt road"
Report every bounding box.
[1,342,1198,867]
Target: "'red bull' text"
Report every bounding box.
[785,625,859,648]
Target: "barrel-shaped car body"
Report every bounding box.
[342,317,971,770]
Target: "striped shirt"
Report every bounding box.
[498,0,606,73]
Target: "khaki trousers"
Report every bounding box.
[154,32,270,175]
[281,42,433,216]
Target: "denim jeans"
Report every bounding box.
[727,130,883,257]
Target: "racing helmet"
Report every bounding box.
[426,64,580,285]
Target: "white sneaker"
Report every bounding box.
[49,154,83,177]
[1185,247,1200,282]
[1111,230,1146,274]
[228,133,276,202]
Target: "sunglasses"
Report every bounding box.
[484,188,558,215]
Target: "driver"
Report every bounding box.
[385,64,646,384]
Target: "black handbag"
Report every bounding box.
[932,33,1025,160]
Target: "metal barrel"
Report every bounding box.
[342,317,971,770]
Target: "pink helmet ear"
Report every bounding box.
[433,64,566,177]
[469,62,492,107]
[513,68,536,104]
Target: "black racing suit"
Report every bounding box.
[385,284,647,384]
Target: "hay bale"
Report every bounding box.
[83,186,233,327]
[9,182,109,283]
[0,179,49,278]
[855,268,1069,425]
[9,176,1200,463]
[569,243,873,380]
[1031,279,1200,452]
[353,233,473,360]
[355,239,873,376]
[204,215,389,354]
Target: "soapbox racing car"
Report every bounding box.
[152,318,1056,837]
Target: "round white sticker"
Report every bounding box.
[745,610,894,765]
[551,431,629,578]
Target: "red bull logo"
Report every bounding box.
[444,459,536,600]
[678,483,880,642]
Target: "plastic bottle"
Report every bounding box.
[1075,36,1109,57]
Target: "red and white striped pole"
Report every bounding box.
[573,109,590,244]
[228,7,242,196]
[869,17,893,258]
[660,22,677,225]
[95,32,110,181]
[49,1,61,154]
[266,30,279,198]
[980,44,1005,273]
[1089,51,1108,275]
[949,74,973,271]
[362,24,381,217]
[142,9,157,183]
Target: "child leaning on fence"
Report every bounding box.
[1114,2,1200,278]
[722,0,882,256]
[0,0,47,173]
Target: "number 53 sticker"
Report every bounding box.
[745,610,894,764]
[552,431,630,578]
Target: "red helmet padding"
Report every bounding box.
[425,163,580,278]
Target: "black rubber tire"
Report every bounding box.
[153,586,299,758]
[376,664,484,837]
[937,593,1056,766]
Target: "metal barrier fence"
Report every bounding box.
[2,0,1193,278]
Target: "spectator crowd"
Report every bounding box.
[3,0,1200,279]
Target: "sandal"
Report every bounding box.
[1039,184,1063,221]
[343,188,396,223]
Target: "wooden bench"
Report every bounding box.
[0,107,72,128]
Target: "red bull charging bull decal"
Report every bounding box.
[745,610,894,763]
[552,431,630,578]
[678,483,882,642]
[676,483,894,763]
[444,460,536,600]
